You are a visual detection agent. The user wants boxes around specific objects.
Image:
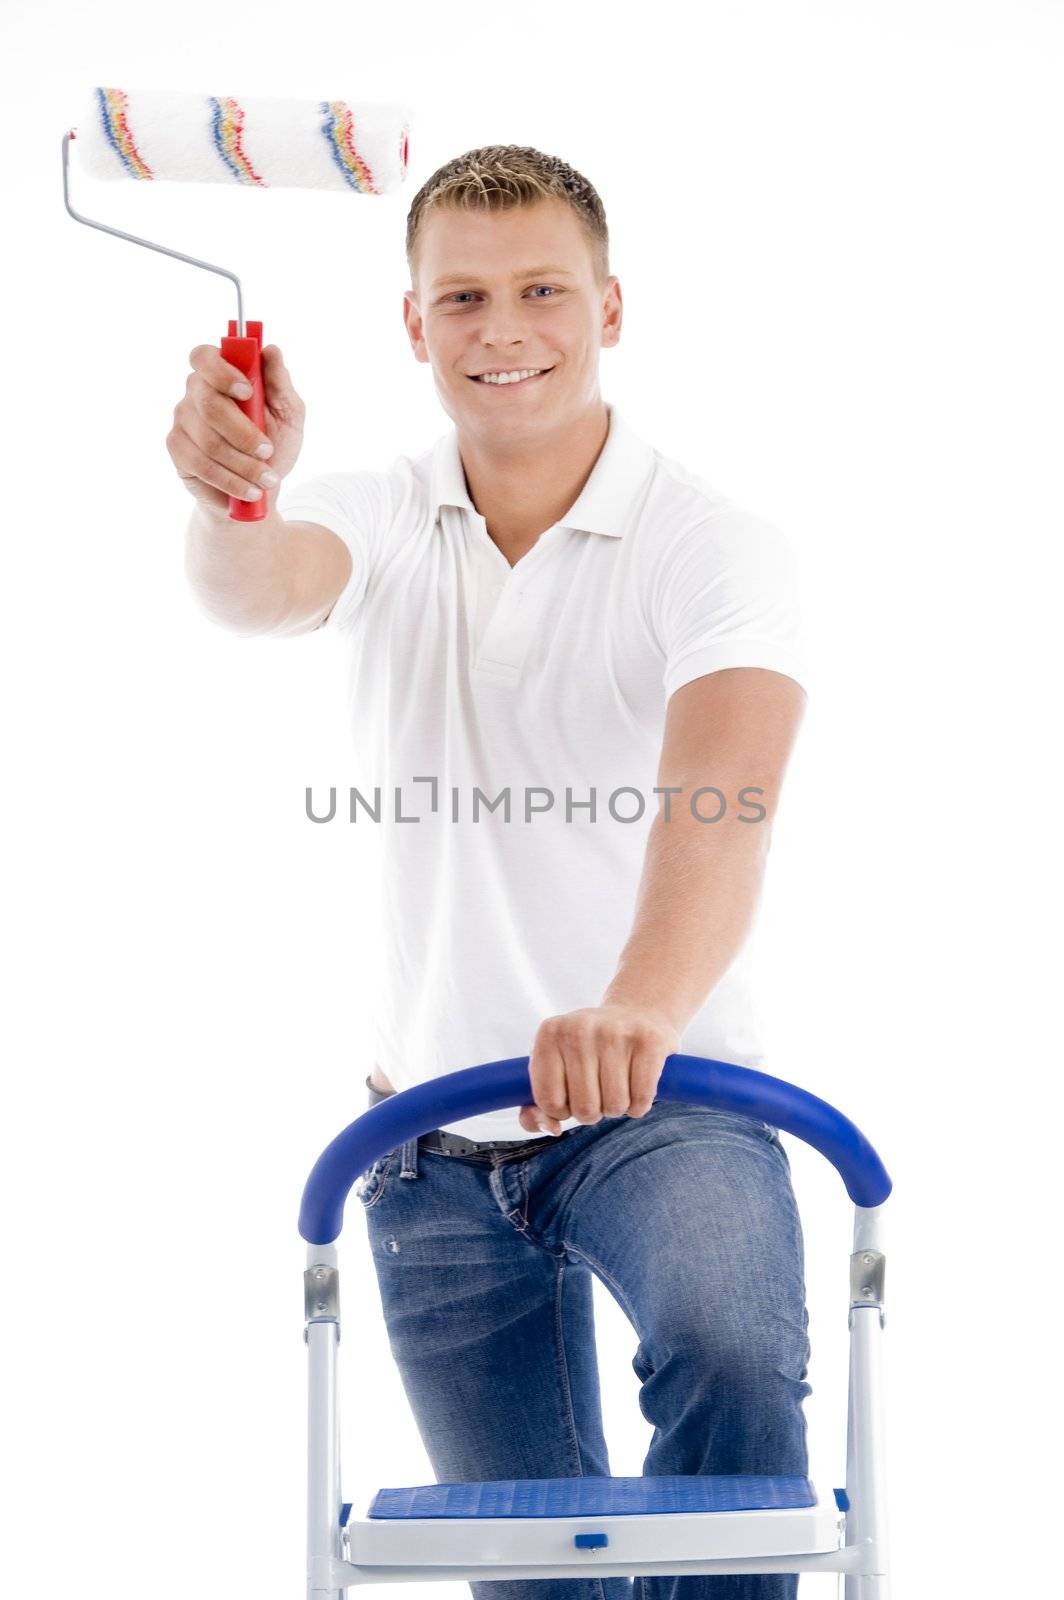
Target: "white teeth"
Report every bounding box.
[477,368,544,385]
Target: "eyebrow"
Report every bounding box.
[430,265,578,290]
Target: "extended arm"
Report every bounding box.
[170,341,352,636]
[520,667,807,1133]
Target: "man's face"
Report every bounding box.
[403,198,622,443]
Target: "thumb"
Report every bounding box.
[261,344,291,392]
[261,344,305,427]
[519,1104,561,1137]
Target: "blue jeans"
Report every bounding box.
[357,1091,812,1600]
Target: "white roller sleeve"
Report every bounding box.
[74,86,411,193]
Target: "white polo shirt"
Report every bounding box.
[278,404,806,1140]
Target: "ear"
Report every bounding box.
[601,276,623,348]
[403,289,430,364]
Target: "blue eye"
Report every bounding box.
[445,286,560,304]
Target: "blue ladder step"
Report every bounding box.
[368,1474,818,1521]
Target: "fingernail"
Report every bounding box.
[243,485,263,500]
[259,468,279,488]
[231,381,254,400]
[255,440,274,459]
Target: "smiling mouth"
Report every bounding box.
[468,367,555,387]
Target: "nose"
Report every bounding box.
[478,316,526,349]
[480,338,525,356]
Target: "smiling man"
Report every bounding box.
[176,145,811,1600]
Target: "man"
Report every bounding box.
[171,146,811,1600]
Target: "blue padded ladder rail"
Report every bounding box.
[300,1053,892,1245]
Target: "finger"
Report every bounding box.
[188,342,257,398]
[530,1036,568,1130]
[598,1037,634,1118]
[628,1039,665,1117]
[167,422,266,503]
[187,372,273,458]
[179,407,279,491]
[563,1035,602,1124]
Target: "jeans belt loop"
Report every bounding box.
[399,1134,420,1179]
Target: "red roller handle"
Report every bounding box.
[220,319,266,523]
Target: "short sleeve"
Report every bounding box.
[652,511,808,700]
[276,468,393,632]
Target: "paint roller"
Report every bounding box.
[62,87,411,521]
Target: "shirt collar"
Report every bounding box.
[428,404,654,538]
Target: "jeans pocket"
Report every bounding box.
[354,1152,396,1209]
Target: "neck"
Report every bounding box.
[457,401,610,566]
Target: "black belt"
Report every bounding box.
[366,1077,563,1159]
[419,1126,560,1157]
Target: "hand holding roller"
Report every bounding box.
[62,86,411,521]
[167,341,306,521]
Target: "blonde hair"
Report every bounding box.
[406,145,610,291]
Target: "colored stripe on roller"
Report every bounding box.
[95,86,154,180]
[319,101,378,193]
[209,96,265,185]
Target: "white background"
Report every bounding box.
[2,1,1062,1594]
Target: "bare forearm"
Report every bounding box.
[183,496,295,634]
[521,669,805,1135]
[602,808,770,1033]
